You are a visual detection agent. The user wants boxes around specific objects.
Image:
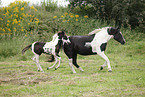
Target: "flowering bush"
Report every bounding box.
[51,12,89,35]
[0,0,39,38]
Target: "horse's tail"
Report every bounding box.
[22,44,32,55]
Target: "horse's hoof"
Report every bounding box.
[108,70,112,72]
[47,68,49,70]
[100,66,104,70]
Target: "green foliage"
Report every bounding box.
[0,0,39,39]
[41,0,58,12]
[69,0,145,33]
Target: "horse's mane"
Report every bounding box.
[52,33,58,42]
[88,27,110,35]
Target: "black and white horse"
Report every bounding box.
[22,31,68,72]
[63,27,126,73]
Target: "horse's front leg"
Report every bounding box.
[55,56,61,70]
[47,55,58,70]
[98,52,112,72]
[69,58,76,73]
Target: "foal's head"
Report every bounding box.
[57,31,67,40]
[108,27,126,44]
[57,31,70,44]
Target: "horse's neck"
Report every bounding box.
[50,36,59,45]
[94,30,112,44]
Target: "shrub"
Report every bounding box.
[0,0,39,39]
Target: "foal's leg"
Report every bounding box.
[47,55,58,69]
[55,56,61,70]
[98,52,112,72]
[32,55,40,71]
[35,54,44,72]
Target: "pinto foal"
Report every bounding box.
[22,31,68,72]
[63,27,126,73]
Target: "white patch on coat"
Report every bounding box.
[62,36,71,44]
[32,42,38,55]
[43,34,59,54]
[85,27,113,53]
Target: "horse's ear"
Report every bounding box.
[107,27,112,35]
[62,30,66,34]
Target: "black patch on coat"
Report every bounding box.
[100,43,107,51]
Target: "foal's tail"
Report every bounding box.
[22,44,32,55]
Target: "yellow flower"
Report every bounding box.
[0,18,3,20]
[2,29,5,32]
[61,16,64,18]
[31,6,35,9]
[8,28,11,32]
[69,13,73,15]
[13,19,18,24]
[35,21,39,24]
[70,15,74,18]
[21,13,25,17]
[34,18,39,21]
[30,32,33,34]
[21,29,24,32]
[13,28,16,32]
[53,16,57,19]
[25,34,27,37]
[21,7,24,11]
[64,12,68,16]
[16,14,18,18]
[13,7,19,12]
[7,20,10,22]
[62,20,66,22]
[7,24,9,26]
[76,19,78,21]
[75,15,79,18]
[84,15,88,18]
[30,6,37,11]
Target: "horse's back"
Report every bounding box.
[64,35,97,55]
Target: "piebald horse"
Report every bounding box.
[63,27,126,73]
[22,31,68,72]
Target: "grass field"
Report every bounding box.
[0,35,145,97]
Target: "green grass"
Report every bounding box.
[0,37,145,97]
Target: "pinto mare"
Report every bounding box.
[63,27,126,73]
[22,31,68,72]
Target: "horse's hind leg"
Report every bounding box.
[35,54,44,72]
[32,55,40,71]
[100,61,107,70]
